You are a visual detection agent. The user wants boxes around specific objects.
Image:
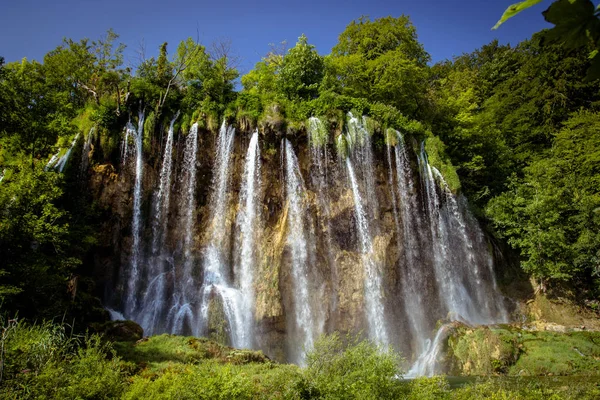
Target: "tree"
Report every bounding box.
[0,163,78,316]
[323,16,430,117]
[486,111,600,287]
[277,34,324,100]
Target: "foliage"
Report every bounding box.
[494,0,600,81]
[493,0,545,30]
[447,325,600,377]
[486,111,600,282]
[324,16,430,118]
[303,333,404,399]
[278,34,324,100]
[0,319,124,399]
[0,163,78,315]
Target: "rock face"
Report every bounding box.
[89,119,510,366]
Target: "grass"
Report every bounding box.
[113,334,269,375]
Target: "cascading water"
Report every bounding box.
[199,122,252,348]
[80,127,94,176]
[343,114,388,346]
[108,111,511,373]
[125,112,145,317]
[386,131,431,355]
[346,157,389,346]
[151,112,179,255]
[405,143,508,376]
[234,130,262,349]
[137,113,179,335]
[307,117,338,322]
[284,138,321,364]
[168,122,199,335]
[46,133,81,172]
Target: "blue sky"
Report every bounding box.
[1,0,555,75]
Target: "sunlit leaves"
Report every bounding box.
[492,0,545,30]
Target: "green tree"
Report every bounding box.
[0,163,80,317]
[277,34,324,100]
[323,16,430,117]
[486,111,600,286]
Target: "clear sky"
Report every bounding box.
[1,0,555,75]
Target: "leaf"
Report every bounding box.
[585,53,600,81]
[542,0,600,49]
[493,0,545,30]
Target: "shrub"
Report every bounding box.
[303,333,404,399]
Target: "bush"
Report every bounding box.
[303,333,404,399]
[0,319,124,399]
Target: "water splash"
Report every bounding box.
[406,323,454,377]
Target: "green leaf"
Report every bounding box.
[493,0,545,30]
[542,0,600,49]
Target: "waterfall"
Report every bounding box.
[347,113,378,217]
[234,130,262,349]
[125,112,145,317]
[284,138,321,364]
[151,112,179,255]
[107,111,512,372]
[308,117,337,322]
[168,122,199,335]
[46,133,81,172]
[137,113,179,335]
[121,125,131,166]
[200,121,253,348]
[405,143,508,376]
[346,157,389,346]
[406,323,454,377]
[387,131,431,355]
[80,127,94,176]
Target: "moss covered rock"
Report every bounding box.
[447,325,600,376]
[93,319,144,342]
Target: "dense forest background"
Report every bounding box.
[1,0,599,327]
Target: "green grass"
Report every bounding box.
[113,334,269,375]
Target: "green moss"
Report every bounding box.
[113,334,270,375]
[307,116,329,147]
[72,105,96,135]
[335,134,348,159]
[509,330,600,376]
[448,326,600,377]
[424,136,461,192]
[385,128,399,147]
[207,295,230,346]
[363,115,380,136]
[143,111,155,153]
